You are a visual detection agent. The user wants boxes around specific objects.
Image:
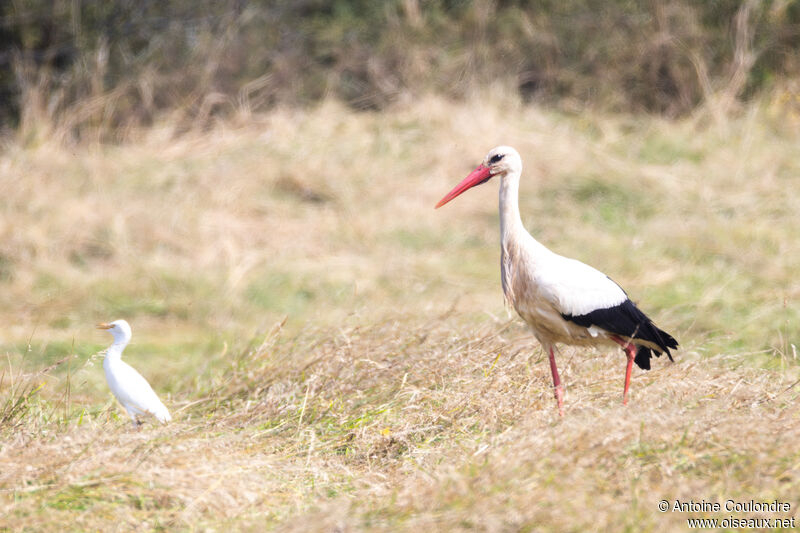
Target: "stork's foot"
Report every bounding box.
[554,384,565,417]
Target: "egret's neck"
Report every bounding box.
[499,172,525,244]
[104,337,129,362]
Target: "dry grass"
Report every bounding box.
[1,94,799,530]
[2,322,798,531]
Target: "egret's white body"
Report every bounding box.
[436,146,677,414]
[98,320,171,426]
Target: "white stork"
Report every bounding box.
[97,320,172,426]
[436,146,677,415]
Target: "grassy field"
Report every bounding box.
[1,94,799,530]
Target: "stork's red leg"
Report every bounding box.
[611,336,637,405]
[547,346,565,416]
[622,346,635,405]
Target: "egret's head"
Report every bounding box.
[96,319,132,343]
[435,146,523,208]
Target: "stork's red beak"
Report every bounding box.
[435,164,493,208]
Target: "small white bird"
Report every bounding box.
[436,146,677,415]
[97,320,171,427]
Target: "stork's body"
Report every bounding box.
[437,146,677,415]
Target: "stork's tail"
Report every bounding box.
[560,298,678,370]
[634,324,678,370]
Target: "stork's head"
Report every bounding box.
[435,146,522,208]
[97,319,132,344]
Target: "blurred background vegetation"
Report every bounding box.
[2,0,800,141]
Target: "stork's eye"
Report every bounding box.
[489,154,505,164]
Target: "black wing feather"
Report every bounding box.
[562,299,678,370]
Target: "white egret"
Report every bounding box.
[97,320,171,426]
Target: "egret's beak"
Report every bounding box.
[96,323,113,330]
[435,164,493,208]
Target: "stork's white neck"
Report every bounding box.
[498,168,550,260]
[499,171,525,244]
